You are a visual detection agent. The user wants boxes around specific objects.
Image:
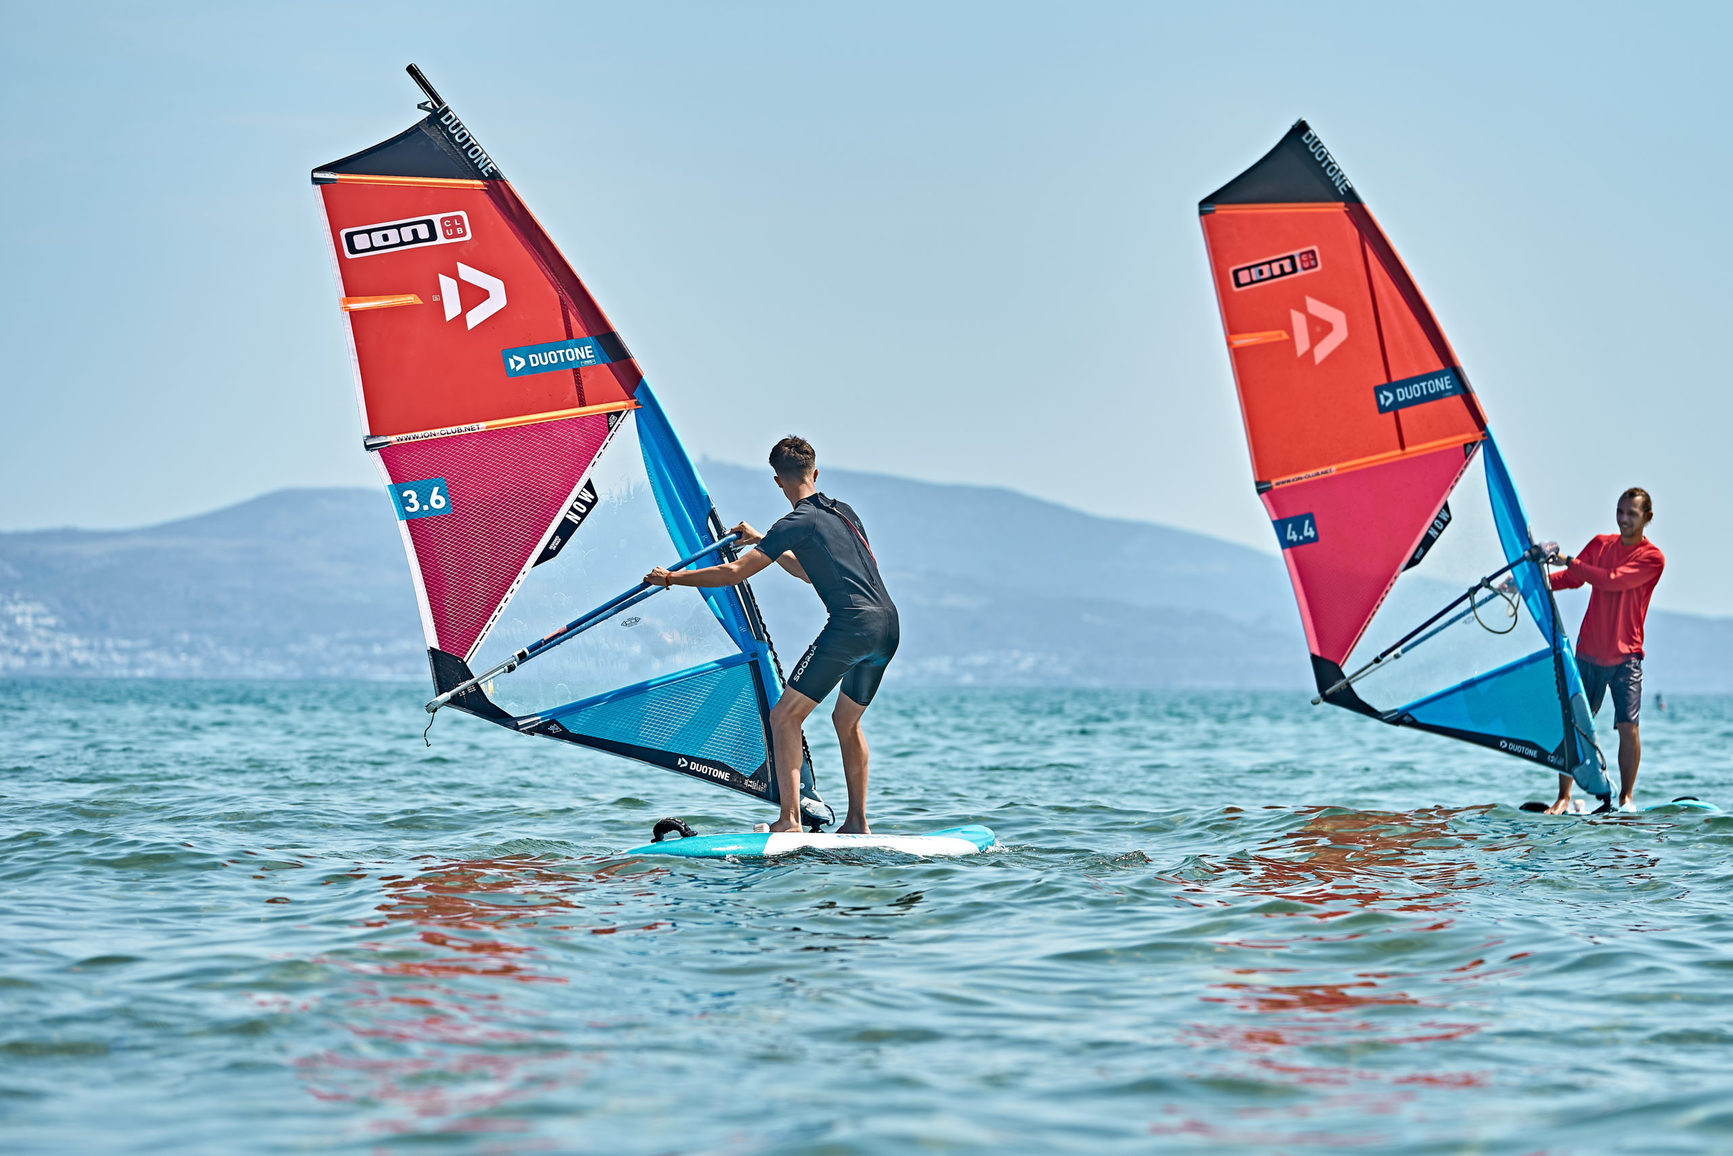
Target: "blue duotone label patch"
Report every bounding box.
[501,337,616,378]
[1374,368,1465,414]
[1273,513,1319,550]
[388,478,451,520]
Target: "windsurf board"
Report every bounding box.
[622,824,997,859]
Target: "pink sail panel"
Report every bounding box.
[1262,442,1476,663]
[379,412,613,658]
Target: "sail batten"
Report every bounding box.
[1198,120,1612,797]
[314,67,830,825]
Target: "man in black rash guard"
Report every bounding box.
[645,437,898,834]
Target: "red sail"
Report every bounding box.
[314,102,641,659]
[1198,121,1486,665]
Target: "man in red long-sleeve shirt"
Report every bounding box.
[1543,487,1664,813]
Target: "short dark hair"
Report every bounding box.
[769,436,816,480]
[1620,486,1653,519]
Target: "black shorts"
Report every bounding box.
[1579,656,1642,725]
[787,610,899,707]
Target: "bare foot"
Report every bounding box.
[767,817,803,833]
[837,818,870,835]
[1542,799,1572,815]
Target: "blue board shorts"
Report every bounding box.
[1578,655,1642,725]
[788,609,899,707]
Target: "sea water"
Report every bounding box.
[3,680,1732,1154]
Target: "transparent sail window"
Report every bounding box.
[1340,445,1560,749]
[469,412,747,719]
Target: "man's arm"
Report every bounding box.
[645,549,773,589]
[1562,552,1663,593]
[1548,541,1593,590]
[728,519,811,584]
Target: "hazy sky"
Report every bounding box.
[3,1,1728,615]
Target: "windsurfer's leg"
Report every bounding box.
[832,693,870,834]
[1611,657,1642,807]
[1547,657,1613,813]
[1616,723,1640,807]
[831,626,894,835]
[1543,773,1574,815]
[768,689,818,832]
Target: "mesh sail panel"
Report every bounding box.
[1400,651,1564,757]
[379,413,611,659]
[545,656,770,783]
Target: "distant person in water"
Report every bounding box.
[645,437,898,834]
[1544,487,1664,814]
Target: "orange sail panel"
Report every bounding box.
[1200,122,1486,663]
[317,181,639,438]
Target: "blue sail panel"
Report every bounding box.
[1399,649,1565,756]
[635,383,757,653]
[1483,439,1609,793]
[1483,438,1556,641]
[544,654,772,787]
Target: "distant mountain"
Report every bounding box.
[0,489,423,679]
[2,470,1729,692]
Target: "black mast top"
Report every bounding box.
[406,63,445,110]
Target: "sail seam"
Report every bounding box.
[322,173,489,189]
[365,399,638,450]
[1259,431,1485,489]
[1357,235,1403,451]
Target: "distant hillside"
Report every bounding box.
[0,489,422,679]
[2,470,1729,692]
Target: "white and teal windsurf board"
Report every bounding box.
[622,824,997,859]
[1518,797,1719,815]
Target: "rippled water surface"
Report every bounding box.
[4,680,1733,1153]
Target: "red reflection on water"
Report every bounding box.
[291,855,667,1144]
[1159,808,1494,1141]
[1149,1117,1392,1147]
[1232,807,1488,916]
[1204,978,1423,1014]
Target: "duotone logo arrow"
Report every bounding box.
[1289,296,1348,364]
[437,262,507,330]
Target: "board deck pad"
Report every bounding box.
[621,824,997,859]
